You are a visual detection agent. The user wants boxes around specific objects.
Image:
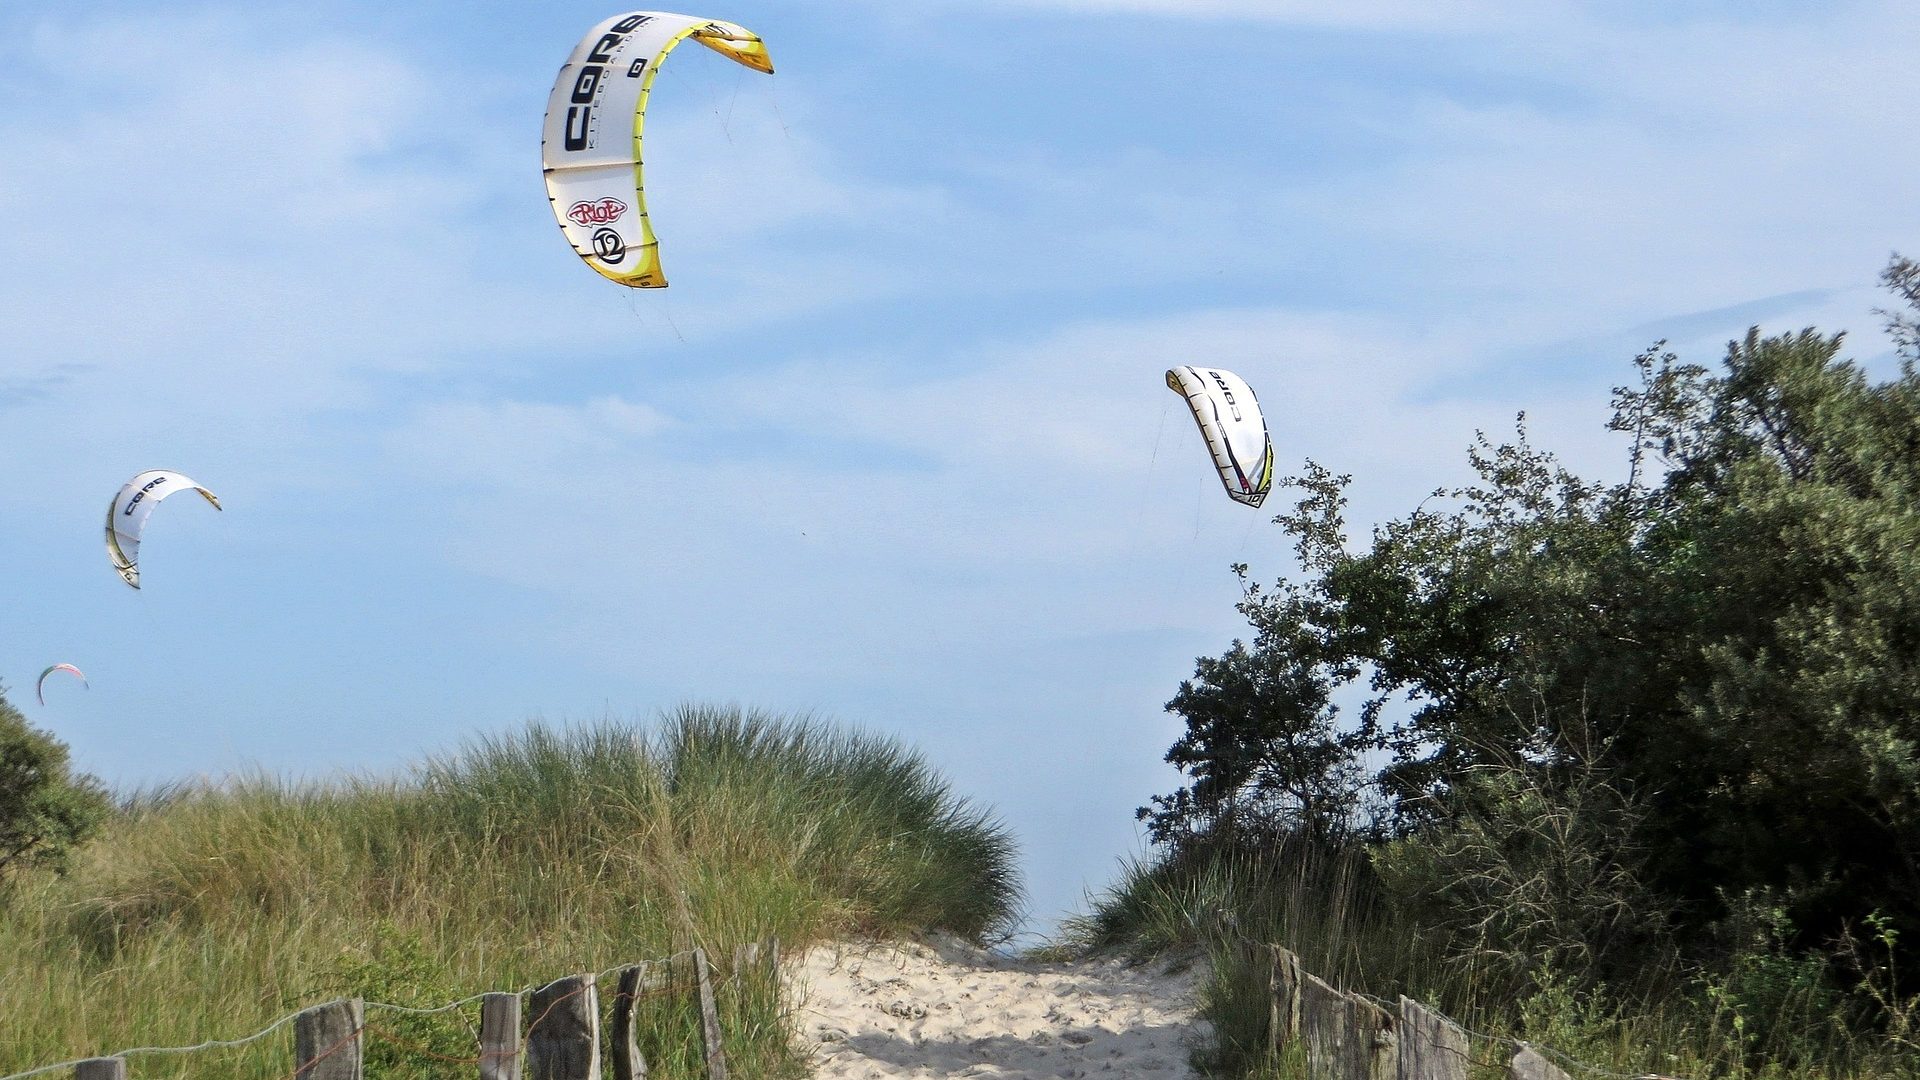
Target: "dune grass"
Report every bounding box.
[1068,841,1915,1080]
[0,703,1020,1078]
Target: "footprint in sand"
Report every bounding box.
[788,935,1207,1079]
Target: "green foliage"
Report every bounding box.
[0,687,109,889]
[1838,911,1920,1054]
[1369,733,1666,1000]
[1693,893,1850,1066]
[304,923,473,1080]
[1127,258,1920,1075]
[1143,462,1378,850]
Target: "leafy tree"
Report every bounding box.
[0,687,110,888]
[1153,256,1920,991]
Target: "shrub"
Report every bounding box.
[0,688,109,891]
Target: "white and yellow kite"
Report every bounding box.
[541,12,773,288]
[1166,366,1274,508]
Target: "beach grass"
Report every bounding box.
[0,703,1020,1078]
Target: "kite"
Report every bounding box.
[36,664,87,707]
[1166,366,1274,508]
[541,12,773,288]
[105,470,222,589]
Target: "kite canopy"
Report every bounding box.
[541,12,773,288]
[36,664,87,707]
[105,470,222,589]
[1166,366,1275,508]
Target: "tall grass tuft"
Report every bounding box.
[0,704,1020,1078]
[1074,838,1916,1080]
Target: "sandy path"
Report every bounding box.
[785,936,1207,1079]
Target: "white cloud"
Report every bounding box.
[373,305,1621,667]
[0,11,963,420]
[961,0,1537,31]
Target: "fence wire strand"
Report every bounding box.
[365,991,494,1017]
[0,1006,311,1080]
[0,941,718,1080]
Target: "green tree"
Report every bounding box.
[1154,256,1920,991]
[0,687,110,889]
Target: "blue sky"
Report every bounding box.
[1,0,1916,936]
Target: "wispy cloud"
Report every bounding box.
[952,0,1532,30]
[375,305,1615,651]
[0,362,90,411]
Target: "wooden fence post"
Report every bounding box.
[609,963,653,1080]
[1270,945,1304,1053]
[480,991,524,1080]
[693,947,728,1080]
[731,943,759,975]
[294,998,365,1080]
[1510,1045,1573,1080]
[1397,997,1467,1080]
[1299,974,1395,1080]
[72,1059,126,1080]
[527,975,601,1080]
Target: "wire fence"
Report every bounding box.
[0,923,1671,1080]
[0,943,772,1080]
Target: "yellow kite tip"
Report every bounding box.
[692,30,774,75]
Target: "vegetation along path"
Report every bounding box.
[788,935,1205,1079]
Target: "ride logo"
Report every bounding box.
[566,198,628,226]
[562,14,653,152]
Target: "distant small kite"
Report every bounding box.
[1166,366,1274,508]
[37,664,87,707]
[542,11,773,288]
[106,470,222,589]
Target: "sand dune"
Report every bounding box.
[786,936,1207,1078]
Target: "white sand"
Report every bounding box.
[785,936,1208,1079]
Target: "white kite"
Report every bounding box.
[105,470,222,589]
[541,11,773,288]
[1166,366,1274,508]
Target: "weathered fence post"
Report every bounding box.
[693,947,728,1080]
[480,991,524,1080]
[609,963,653,1080]
[1270,945,1304,1053]
[1300,974,1395,1080]
[1398,997,1467,1080]
[294,998,365,1080]
[527,975,601,1080]
[72,1059,126,1080]
[730,940,780,983]
[1510,1045,1573,1080]
[731,942,759,975]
